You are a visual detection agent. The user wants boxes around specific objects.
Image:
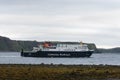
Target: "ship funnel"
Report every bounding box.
[80,41,83,45]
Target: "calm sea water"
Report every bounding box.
[0,52,120,65]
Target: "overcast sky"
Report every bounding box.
[0,0,120,48]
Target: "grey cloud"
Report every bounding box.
[0,0,120,48]
[1,0,120,15]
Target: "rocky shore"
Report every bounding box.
[0,64,120,80]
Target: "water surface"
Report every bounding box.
[0,52,120,65]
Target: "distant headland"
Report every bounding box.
[0,36,119,53]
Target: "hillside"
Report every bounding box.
[0,36,40,52]
[0,36,98,52]
[98,47,120,53]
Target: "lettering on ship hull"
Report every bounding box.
[48,53,71,57]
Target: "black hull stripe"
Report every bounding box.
[21,51,93,57]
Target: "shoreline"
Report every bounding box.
[0,64,120,80]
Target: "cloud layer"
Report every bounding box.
[0,0,120,48]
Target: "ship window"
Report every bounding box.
[75,47,77,49]
[49,47,56,49]
[66,44,67,47]
[57,44,60,47]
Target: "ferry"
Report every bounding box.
[21,42,94,57]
